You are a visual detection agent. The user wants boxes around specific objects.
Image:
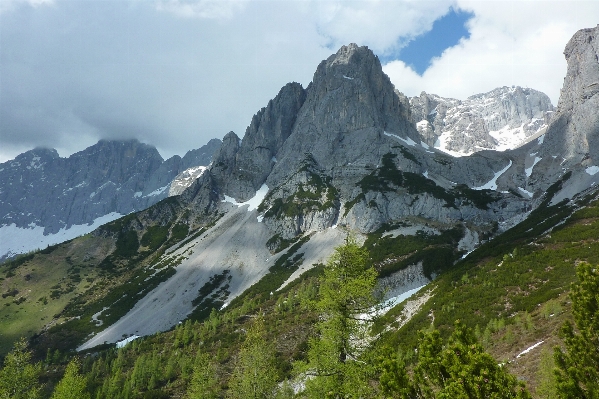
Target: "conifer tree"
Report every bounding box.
[0,338,42,399]
[380,321,531,399]
[554,262,599,398]
[51,358,91,399]
[227,315,278,399]
[185,351,219,399]
[299,236,378,399]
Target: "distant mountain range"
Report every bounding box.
[0,138,220,259]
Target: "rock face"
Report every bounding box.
[540,25,599,166]
[509,25,599,201]
[197,44,530,242]
[209,83,306,201]
[0,138,220,259]
[410,87,554,156]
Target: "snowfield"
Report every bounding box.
[0,212,123,259]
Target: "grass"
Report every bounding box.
[0,235,113,356]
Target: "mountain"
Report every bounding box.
[0,138,221,260]
[1,24,599,398]
[410,86,554,156]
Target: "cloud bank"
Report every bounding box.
[1,0,597,162]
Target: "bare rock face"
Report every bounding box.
[411,87,554,156]
[540,25,599,165]
[270,44,418,178]
[208,83,307,201]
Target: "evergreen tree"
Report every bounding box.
[536,347,558,399]
[554,262,599,398]
[0,338,42,399]
[227,315,278,399]
[299,236,378,399]
[185,351,219,399]
[380,321,531,399]
[51,358,91,399]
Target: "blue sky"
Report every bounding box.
[388,8,473,75]
[1,0,598,162]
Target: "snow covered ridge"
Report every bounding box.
[168,166,208,196]
[0,212,123,260]
[410,87,554,157]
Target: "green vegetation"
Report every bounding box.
[295,236,378,398]
[380,321,531,398]
[363,224,463,279]
[259,155,339,221]
[227,316,279,399]
[344,152,500,214]
[554,262,599,398]
[189,270,231,322]
[0,338,42,399]
[50,358,90,399]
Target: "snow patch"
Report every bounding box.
[488,123,528,152]
[0,212,123,259]
[222,184,269,212]
[370,285,426,317]
[116,335,140,348]
[537,134,545,145]
[384,131,417,147]
[516,341,544,358]
[145,185,169,197]
[518,187,534,198]
[585,165,599,176]
[473,160,512,191]
[525,157,542,178]
[133,191,142,198]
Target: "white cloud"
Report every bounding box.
[0,0,53,13]
[383,0,599,105]
[155,0,247,19]
[310,0,456,54]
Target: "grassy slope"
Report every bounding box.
[381,189,599,396]
[0,236,113,355]
[67,190,599,398]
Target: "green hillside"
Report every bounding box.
[1,182,598,398]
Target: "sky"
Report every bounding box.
[1,0,598,163]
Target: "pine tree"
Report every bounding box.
[299,236,378,399]
[185,351,218,399]
[554,262,599,398]
[227,315,278,399]
[0,338,42,399]
[380,321,531,399]
[51,358,91,399]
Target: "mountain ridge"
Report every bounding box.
[0,138,221,260]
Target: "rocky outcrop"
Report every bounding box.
[540,25,599,166]
[208,83,306,201]
[411,87,554,156]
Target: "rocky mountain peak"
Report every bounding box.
[411,86,554,156]
[539,25,599,167]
